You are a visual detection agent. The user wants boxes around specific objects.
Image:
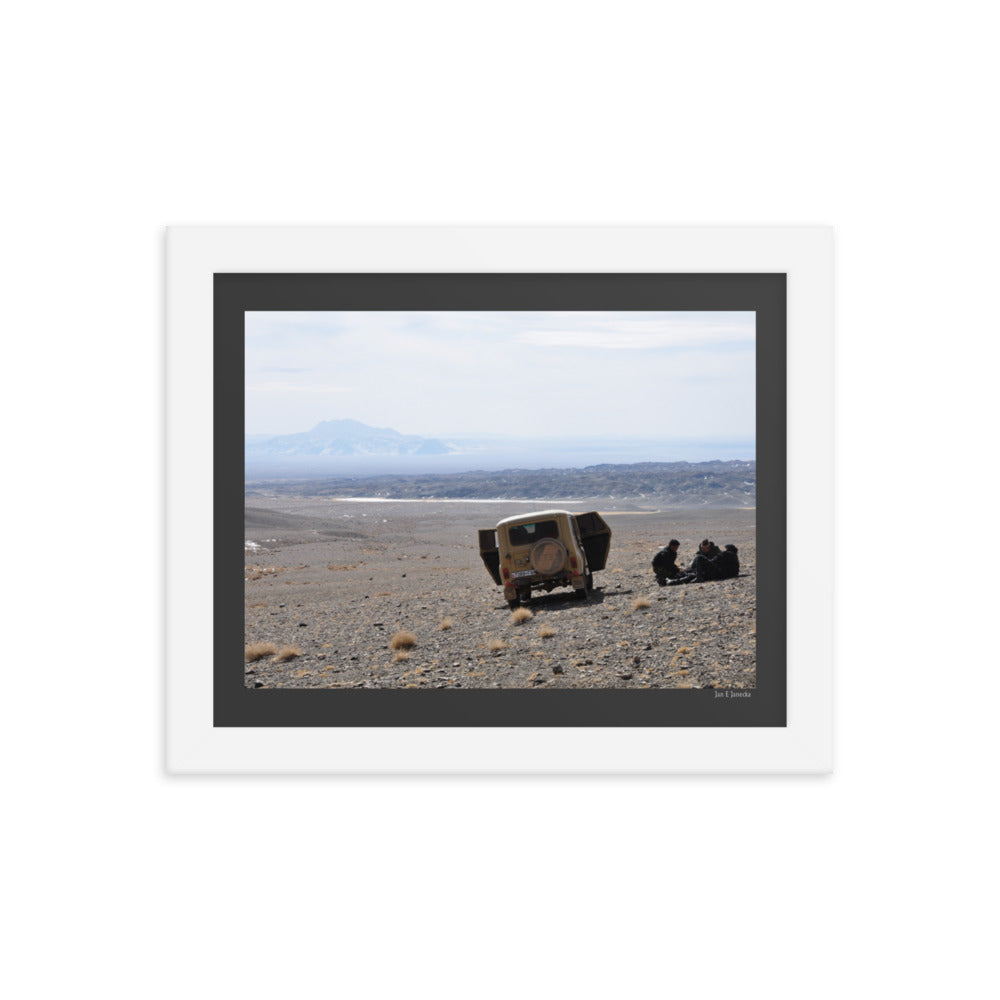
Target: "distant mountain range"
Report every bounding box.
[246,460,757,508]
[246,419,455,458]
[245,420,757,497]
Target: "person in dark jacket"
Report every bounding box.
[689,543,723,582]
[652,539,682,586]
[691,539,721,566]
[714,544,740,580]
[669,539,717,585]
[668,541,739,585]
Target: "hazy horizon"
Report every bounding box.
[245,427,755,479]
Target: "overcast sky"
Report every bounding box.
[245,311,755,442]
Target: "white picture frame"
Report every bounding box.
[166,224,832,773]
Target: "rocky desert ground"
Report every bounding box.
[244,496,756,690]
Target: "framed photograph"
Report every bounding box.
[167,225,832,772]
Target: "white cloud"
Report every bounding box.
[515,314,754,350]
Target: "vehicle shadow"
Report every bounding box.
[496,588,610,613]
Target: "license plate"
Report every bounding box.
[512,570,534,578]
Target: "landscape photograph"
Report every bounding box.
[244,310,756,692]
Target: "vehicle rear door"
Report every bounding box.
[478,528,502,584]
[574,511,612,572]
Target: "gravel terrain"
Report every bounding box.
[244,499,756,690]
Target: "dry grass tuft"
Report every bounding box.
[538,625,556,639]
[632,597,651,610]
[245,642,277,662]
[390,630,417,650]
[245,565,284,582]
[439,618,455,631]
[274,646,302,662]
[509,607,534,625]
[394,651,411,663]
[488,638,508,652]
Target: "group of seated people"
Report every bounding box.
[652,538,740,586]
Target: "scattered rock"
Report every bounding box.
[244,501,756,691]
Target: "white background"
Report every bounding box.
[3,3,995,998]
[170,225,833,774]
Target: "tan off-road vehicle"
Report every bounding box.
[478,509,612,608]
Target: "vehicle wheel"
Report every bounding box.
[507,598,520,610]
[574,584,589,601]
[585,572,594,591]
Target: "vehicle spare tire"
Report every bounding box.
[530,538,567,574]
